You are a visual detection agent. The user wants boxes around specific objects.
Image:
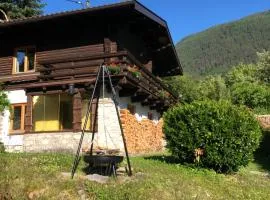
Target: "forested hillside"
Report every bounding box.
[176,11,270,76]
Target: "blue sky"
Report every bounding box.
[44,0,270,43]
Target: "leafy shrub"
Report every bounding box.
[257,51,270,84]
[107,66,121,75]
[164,75,230,103]
[0,142,5,153]
[0,90,9,112]
[131,71,142,79]
[198,75,230,101]
[231,82,270,109]
[164,75,201,103]
[163,100,262,173]
[224,63,259,87]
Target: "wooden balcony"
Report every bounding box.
[3,50,178,112]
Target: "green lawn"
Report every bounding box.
[0,152,270,200]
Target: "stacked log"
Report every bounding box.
[257,115,270,130]
[120,109,164,154]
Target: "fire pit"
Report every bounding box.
[83,155,124,176]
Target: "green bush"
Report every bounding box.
[257,51,270,85]
[198,75,230,101]
[224,63,259,87]
[231,82,270,109]
[107,66,121,75]
[164,75,201,103]
[163,100,262,173]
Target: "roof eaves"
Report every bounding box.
[0,0,135,27]
[165,21,183,75]
[133,1,166,27]
[132,1,182,74]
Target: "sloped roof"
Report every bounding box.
[0,1,165,27]
[0,0,182,75]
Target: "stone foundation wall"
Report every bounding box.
[5,145,23,153]
[23,132,94,153]
[257,115,270,130]
[120,109,164,154]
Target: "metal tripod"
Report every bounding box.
[71,64,132,178]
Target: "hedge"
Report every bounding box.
[163,100,262,173]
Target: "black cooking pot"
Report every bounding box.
[83,155,124,165]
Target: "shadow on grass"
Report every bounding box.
[254,129,270,172]
[143,155,180,164]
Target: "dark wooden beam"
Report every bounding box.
[37,60,103,72]
[38,70,98,79]
[13,78,96,89]
[38,51,128,65]
[24,95,33,133]
[0,73,39,82]
[73,92,82,132]
[26,90,64,96]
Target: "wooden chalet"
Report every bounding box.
[0,0,182,153]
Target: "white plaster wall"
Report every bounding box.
[97,91,123,151]
[8,90,27,104]
[97,89,161,151]
[118,96,160,123]
[0,88,162,153]
[1,90,27,152]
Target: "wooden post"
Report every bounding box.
[104,38,112,63]
[89,95,99,155]
[25,95,33,132]
[73,92,82,132]
[91,97,99,133]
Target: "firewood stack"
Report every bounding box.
[257,115,270,129]
[120,109,164,154]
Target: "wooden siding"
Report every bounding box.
[36,44,105,63]
[0,43,112,85]
[0,56,13,76]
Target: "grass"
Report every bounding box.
[0,152,270,200]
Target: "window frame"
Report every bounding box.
[13,46,36,74]
[32,94,73,132]
[9,103,26,134]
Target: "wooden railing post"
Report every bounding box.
[73,92,82,132]
[25,95,33,132]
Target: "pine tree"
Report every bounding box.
[0,0,45,19]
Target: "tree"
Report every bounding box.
[257,51,270,85]
[198,75,230,101]
[224,63,259,87]
[164,75,201,104]
[0,0,45,19]
[231,82,270,109]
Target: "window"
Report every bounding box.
[32,94,73,132]
[13,47,36,73]
[9,104,26,133]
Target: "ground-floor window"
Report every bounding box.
[32,94,73,132]
[9,104,26,134]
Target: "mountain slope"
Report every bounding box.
[176,11,270,76]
